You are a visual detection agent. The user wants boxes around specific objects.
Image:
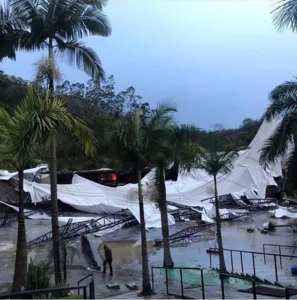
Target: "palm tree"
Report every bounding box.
[154,123,199,268]
[18,86,96,285]
[6,0,111,284]
[149,106,176,269]
[9,0,111,82]
[0,103,36,291]
[195,133,239,272]
[259,78,297,170]
[103,110,156,296]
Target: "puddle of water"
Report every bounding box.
[98,240,157,268]
[0,210,296,286]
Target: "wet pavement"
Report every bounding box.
[0,211,297,298]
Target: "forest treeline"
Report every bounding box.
[0,69,261,172]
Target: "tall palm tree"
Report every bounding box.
[259,78,297,169]
[103,110,159,296]
[7,0,111,284]
[19,86,96,285]
[147,105,176,268]
[154,123,199,268]
[10,0,111,81]
[195,133,239,272]
[0,102,37,292]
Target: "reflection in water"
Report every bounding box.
[98,240,157,267]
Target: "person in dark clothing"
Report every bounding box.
[102,245,113,276]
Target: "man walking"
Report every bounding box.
[102,245,113,276]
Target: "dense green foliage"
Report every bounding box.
[26,259,53,292]
[0,70,261,172]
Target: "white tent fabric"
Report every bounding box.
[0,165,49,181]
[23,174,175,228]
[3,117,290,228]
[269,207,297,219]
[162,117,287,206]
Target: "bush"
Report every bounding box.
[25,259,53,298]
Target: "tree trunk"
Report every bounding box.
[12,169,27,292]
[214,174,226,272]
[48,38,62,286]
[137,167,153,296]
[63,247,67,283]
[50,135,61,286]
[157,164,174,268]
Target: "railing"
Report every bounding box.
[208,247,297,282]
[78,274,93,285]
[220,272,257,299]
[151,266,205,299]
[78,274,95,298]
[263,244,297,265]
[285,286,297,299]
[0,280,95,299]
[221,274,297,299]
[151,265,297,299]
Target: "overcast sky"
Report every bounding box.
[1,0,297,129]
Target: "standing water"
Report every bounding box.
[0,211,296,298]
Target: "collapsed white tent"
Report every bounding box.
[162,117,287,207]
[23,174,175,228]
[0,117,289,228]
[269,207,297,219]
[0,165,49,181]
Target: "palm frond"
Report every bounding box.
[0,103,33,168]
[176,141,200,173]
[272,0,297,32]
[61,113,97,156]
[217,150,239,174]
[265,79,297,121]
[77,5,111,37]
[45,0,110,40]
[260,112,296,168]
[196,139,239,176]
[0,106,14,129]
[10,0,46,22]
[0,0,29,30]
[0,0,35,60]
[284,142,297,171]
[15,86,97,156]
[55,38,105,80]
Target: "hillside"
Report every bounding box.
[0,70,262,172]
